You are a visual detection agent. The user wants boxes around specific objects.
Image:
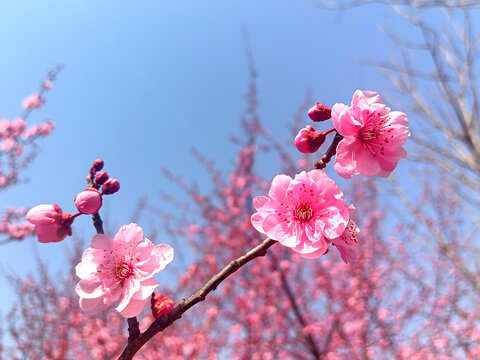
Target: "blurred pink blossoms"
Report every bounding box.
[251,169,357,261]
[332,90,410,178]
[22,92,44,110]
[75,223,174,318]
[26,204,75,243]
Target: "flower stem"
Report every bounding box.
[117,237,277,360]
[314,132,343,170]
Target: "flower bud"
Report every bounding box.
[95,171,109,185]
[74,188,103,214]
[151,293,175,319]
[308,103,331,122]
[26,204,75,243]
[295,126,327,153]
[92,159,104,172]
[102,178,120,195]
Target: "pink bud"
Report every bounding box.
[26,204,75,243]
[22,93,44,110]
[95,171,109,185]
[307,103,331,122]
[102,178,120,195]
[294,126,327,153]
[11,118,26,136]
[43,80,53,91]
[151,293,175,319]
[74,188,103,214]
[92,159,104,172]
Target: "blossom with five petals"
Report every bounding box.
[332,90,409,178]
[75,223,174,318]
[251,170,350,259]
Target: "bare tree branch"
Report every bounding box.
[117,237,277,360]
[313,0,480,10]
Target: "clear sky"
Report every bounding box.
[0,0,440,317]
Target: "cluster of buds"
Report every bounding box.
[88,159,120,196]
[27,159,120,243]
[295,103,333,154]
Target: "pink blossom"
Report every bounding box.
[26,204,75,243]
[39,121,55,136]
[13,144,24,156]
[23,124,39,138]
[75,223,174,317]
[251,170,350,258]
[11,118,26,136]
[0,118,10,138]
[22,92,44,110]
[330,219,359,263]
[74,188,103,214]
[42,80,53,90]
[1,137,15,151]
[332,90,409,178]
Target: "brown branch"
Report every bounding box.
[271,255,322,360]
[117,237,277,359]
[91,213,104,235]
[315,0,480,10]
[314,132,343,170]
[127,317,140,344]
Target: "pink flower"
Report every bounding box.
[332,90,410,178]
[251,170,350,258]
[11,118,26,136]
[22,92,44,110]
[42,80,53,91]
[74,188,103,214]
[0,118,10,138]
[26,204,75,243]
[1,138,15,151]
[75,223,174,318]
[330,219,359,263]
[23,124,39,139]
[38,121,55,136]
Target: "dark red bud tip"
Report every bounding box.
[295,126,327,153]
[308,103,332,122]
[92,159,104,172]
[95,171,109,185]
[101,178,120,195]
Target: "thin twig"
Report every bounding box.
[314,132,343,170]
[117,237,277,360]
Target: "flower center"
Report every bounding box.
[115,260,133,280]
[294,203,313,222]
[360,120,385,142]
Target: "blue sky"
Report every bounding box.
[0,0,434,317]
